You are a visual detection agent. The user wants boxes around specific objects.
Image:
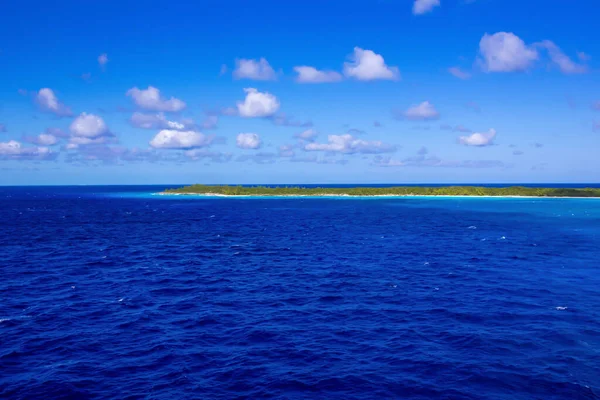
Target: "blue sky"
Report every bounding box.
[1,0,599,185]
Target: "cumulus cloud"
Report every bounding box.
[149,129,213,149]
[304,134,396,154]
[233,58,277,81]
[295,128,318,142]
[126,86,186,112]
[45,127,69,138]
[129,112,200,131]
[98,53,108,68]
[236,133,261,149]
[459,128,497,146]
[479,32,588,75]
[36,88,73,117]
[294,66,343,83]
[26,133,59,146]
[413,0,440,15]
[401,101,440,120]
[0,140,56,160]
[67,113,112,149]
[479,32,538,72]
[536,41,588,74]
[130,112,171,129]
[236,88,280,118]
[65,136,111,149]
[448,67,471,80]
[70,113,109,138]
[343,47,400,81]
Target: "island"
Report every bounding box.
[161,185,600,197]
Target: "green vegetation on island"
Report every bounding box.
[162,185,600,198]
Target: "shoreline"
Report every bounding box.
[156,192,600,199]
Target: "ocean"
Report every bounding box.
[1,185,599,399]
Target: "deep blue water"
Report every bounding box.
[1,186,600,400]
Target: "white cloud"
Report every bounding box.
[294,66,343,83]
[130,112,169,129]
[413,0,440,15]
[402,101,440,120]
[36,88,73,117]
[70,113,109,138]
[236,133,261,149]
[304,134,396,154]
[459,128,497,146]
[67,136,110,148]
[233,58,277,81]
[295,128,318,141]
[479,32,538,72]
[343,47,400,81]
[0,140,24,155]
[236,88,280,118]
[0,140,54,160]
[98,53,108,67]
[126,86,186,112]
[129,112,198,130]
[149,129,213,149]
[32,133,58,146]
[536,40,588,74]
[448,67,471,80]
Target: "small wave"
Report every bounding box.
[468,226,477,229]
[556,306,568,311]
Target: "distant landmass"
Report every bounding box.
[162,185,600,197]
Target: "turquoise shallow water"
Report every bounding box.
[1,185,600,399]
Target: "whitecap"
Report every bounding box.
[556,306,568,311]
[468,226,477,229]
[0,318,10,323]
